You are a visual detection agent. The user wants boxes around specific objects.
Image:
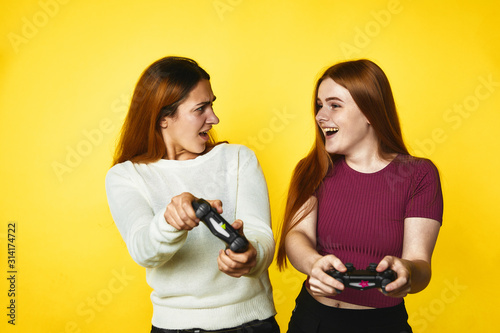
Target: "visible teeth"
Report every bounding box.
[325,127,339,133]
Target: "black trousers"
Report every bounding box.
[151,316,280,333]
[287,283,412,333]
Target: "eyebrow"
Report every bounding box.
[325,97,343,102]
[194,96,216,107]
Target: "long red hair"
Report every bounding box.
[276,59,409,270]
[112,56,217,165]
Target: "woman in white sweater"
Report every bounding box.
[105,57,278,332]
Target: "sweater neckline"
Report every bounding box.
[155,143,226,167]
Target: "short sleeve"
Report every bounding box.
[405,159,444,224]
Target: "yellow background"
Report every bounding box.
[1,0,499,332]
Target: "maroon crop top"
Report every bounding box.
[313,155,443,308]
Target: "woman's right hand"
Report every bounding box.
[308,254,346,297]
[164,192,223,231]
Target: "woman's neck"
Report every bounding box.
[344,151,398,173]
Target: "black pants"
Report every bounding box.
[287,283,412,333]
[151,316,280,333]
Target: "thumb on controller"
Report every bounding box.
[231,219,244,236]
[206,199,223,214]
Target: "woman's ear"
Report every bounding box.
[159,116,168,129]
[365,115,371,126]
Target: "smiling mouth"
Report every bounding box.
[324,127,339,137]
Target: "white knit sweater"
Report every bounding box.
[105,144,276,330]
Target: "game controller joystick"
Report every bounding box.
[327,263,397,294]
[192,198,249,253]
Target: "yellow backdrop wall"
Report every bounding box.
[1,0,499,332]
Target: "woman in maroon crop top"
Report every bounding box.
[276,59,443,333]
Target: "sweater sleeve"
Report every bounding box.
[105,163,188,268]
[234,146,275,278]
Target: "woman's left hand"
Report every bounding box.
[217,220,257,277]
[376,256,413,298]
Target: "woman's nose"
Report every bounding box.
[315,107,327,123]
[206,107,219,125]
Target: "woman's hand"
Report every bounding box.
[164,192,222,231]
[377,217,441,297]
[376,256,412,298]
[217,220,257,277]
[308,254,346,297]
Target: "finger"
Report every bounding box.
[309,282,330,296]
[207,199,223,213]
[224,247,256,265]
[331,257,347,272]
[218,250,234,268]
[180,200,199,222]
[384,285,410,298]
[217,256,235,276]
[309,276,342,296]
[382,271,411,298]
[377,256,393,271]
[320,274,345,294]
[170,205,197,230]
[386,275,409,292]
[218,250,248,277]
[169,193,198,226]
[309,257,345,295]
[173,192,195,207]
[174,194,198,221]
[164,205,181,229]
[165,216,180,230]
[231,220,243,233]
[313,255,345,273]
[221,249,255,271]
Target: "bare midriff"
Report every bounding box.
[307,287,375,309]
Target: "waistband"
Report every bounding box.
[151,316,278,333]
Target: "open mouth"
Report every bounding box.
[199,131,209,139]
[324,127,339,137]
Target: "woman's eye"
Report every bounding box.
[196,103,214,113]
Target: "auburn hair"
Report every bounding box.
[276,59,409,270]
[112,56,217,165]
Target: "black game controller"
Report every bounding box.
[326,263,397,294]
[192,198,249,253]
